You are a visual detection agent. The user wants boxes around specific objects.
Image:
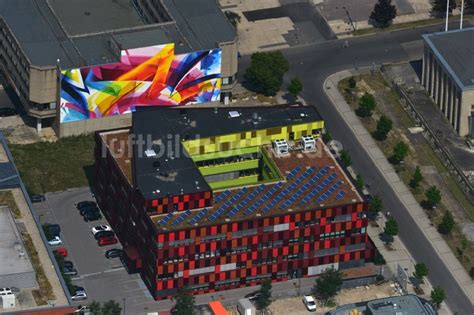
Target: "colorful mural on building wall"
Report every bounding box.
[59,44,222,123]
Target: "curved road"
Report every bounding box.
[239,22,473,314]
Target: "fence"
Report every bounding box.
[380,67,474,211]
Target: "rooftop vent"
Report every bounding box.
[302,135,316,151]
[145,149,156,157]
[272,139,289,155]
[229,111,240,118]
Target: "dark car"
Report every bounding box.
[94,230,114,240]
[79,206,100,216]
[44,223,60,238]
[74,285,85,293]
[0,107,17,117]
[244,291,262,301]
[63,260,73,269]
[84,211,102,222]
[105,248,123,259]
[76,201,96,210]
[30,195,46,203]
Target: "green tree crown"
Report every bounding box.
[370,0,397,28]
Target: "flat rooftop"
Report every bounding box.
[128,105,323,200]
[328,294,436,315]
[423,27,474,89]
[0,0,235,69]
[0,207,34,277]
[151,140,362,231]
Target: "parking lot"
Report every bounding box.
[34,187,172,314]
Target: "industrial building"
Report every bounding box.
[422,27,474,138]
[327,294,437,315]
[0,0,237,137]
[94,105,376,300]
[0,207,36,290]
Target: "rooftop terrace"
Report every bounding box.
[151,140,362,231]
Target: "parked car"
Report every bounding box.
[105,248,123,259]
[30,195,46,203]
[53,247,68,257]
[97,236,118,246]
[46,223,61,237]
[63,260,73,269]
[244,291,262,302]
[62,267,78,276]
[303,295,317,312]
[76,201,96,210]
[94,230,114,240]
[91,225,112,235]
[48,236,62,246]
[79,206,100,216]
[83,211,102,222]
[0,107,17,117]
[71,291,87,301]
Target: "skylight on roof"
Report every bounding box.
[228,111,240,118]
[145,149,157,157]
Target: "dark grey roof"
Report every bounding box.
[0,0,235,69]
[0,162,19,189]
[131,105,323,200]
[423,27,474,90]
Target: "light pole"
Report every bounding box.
[445,0,450,31]
[460,0,465,29]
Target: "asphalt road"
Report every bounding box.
[239,22,474,314]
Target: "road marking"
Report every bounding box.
[72,266,125,280]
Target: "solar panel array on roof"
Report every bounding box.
[210,187,248,221]
[335,191,346,200]
[243,182,284,215]
[157,213,174,225]
[279,167,316,209]
[317,180,342,203]
[172,210,192,225]
[214,190,231,203]
[299,168,335,205]
[189,208,209,225]
[286,166,302,180]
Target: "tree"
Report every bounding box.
[373,252,386,265]
[63,273,76,296]
[355,174,365,191]
[340,150,352,167]
[322,130,332,144]
[413,263,429,282]
[438,211,455,235]
[256,280,272,310]
[466,0,474,11]
[356,93,376,117]
[432,0,456,16]
[314,268,344,305]
[374,115,393,140]
[370,0,397,28]
[391,141,409,164]
[348,76,357,89]
[287,77,303,99]
[175,287,195,315]
[410,166,423,189]
[384,217,399,243]
[368,195,383,220]
[430,287,446,308]
[244,51,289,96]
[224,11,241,28]
[87,300,122,315]
[424,185,441,209]
[470,267,474,279]
[458,238,469,261]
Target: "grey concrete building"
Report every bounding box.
[0,207,37,289]
[422,28,474,138]
[328,294,437,315]
[0,0,237,136]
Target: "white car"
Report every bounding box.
[48,236,62,246]
[91,225,112,235]
[303,295,317,312]
[71,291,87,301]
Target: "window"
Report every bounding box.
[222,77,229,85]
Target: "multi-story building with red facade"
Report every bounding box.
[94,105,376,300]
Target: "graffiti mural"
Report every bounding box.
[59,44,221,123]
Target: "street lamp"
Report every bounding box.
[460,0,465,29]
[445,0,450,31]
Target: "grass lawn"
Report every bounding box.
[9,135,95,195]
[338,73,474,275]
[353,14,473,36]
[0,190,21,218]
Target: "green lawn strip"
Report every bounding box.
[0,190,21,218]
[9,135,95,194]
[339,74,474,274]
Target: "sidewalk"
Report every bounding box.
[323,69,474,312]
